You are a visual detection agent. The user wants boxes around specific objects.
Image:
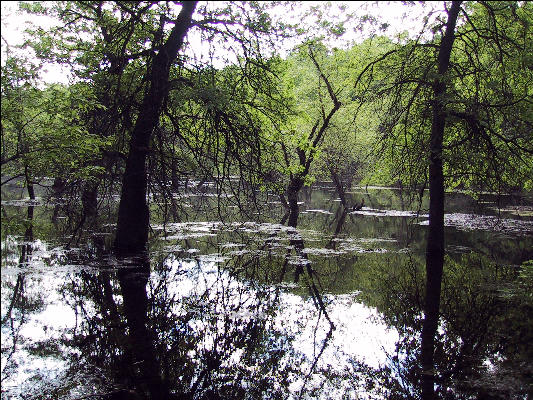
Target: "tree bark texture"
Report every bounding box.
[115,1,197,255]
[421,2,462,399]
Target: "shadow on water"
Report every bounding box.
[1,185,532,399]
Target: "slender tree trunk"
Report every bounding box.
[115,1,197,255]
[24,166,35,238]
[81,181,98,225]
[24,166,35,202]
[421,2,462,399]
[330,167,348,209]
[287,177,304,228]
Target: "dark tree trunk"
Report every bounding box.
[24,166,35,202]
[115,1,197,255]
[81,181,99,225]
[287,177,304,228]
[24,166,35,237]
[421,2,462,399]
[330,167,348,209]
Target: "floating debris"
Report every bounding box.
[1,197,43,206]
[350,207,427,218]
[419,213,533,235]
[304,209,334,215]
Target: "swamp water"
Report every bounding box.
[1,185,532,399]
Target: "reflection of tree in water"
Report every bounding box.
[289,194,531,398]
[6,187,530,398]
[52,234,335,399]
[272,208,337,397]
[346,254,532,399]
[1,203,47,387]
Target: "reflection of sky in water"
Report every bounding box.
[2,239,399,398]
[160,256,399,372]
[2,187,531,398]
[283,293,400,399]
[1,271,77,396]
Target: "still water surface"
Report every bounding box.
[1,185,532,399]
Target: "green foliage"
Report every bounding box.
[262,38,393,193]
[1,55,111,186]
[371,1,533,194]
[2,1,531,218]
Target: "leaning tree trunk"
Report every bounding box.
[421,2,461,399]
[115,2,197,255]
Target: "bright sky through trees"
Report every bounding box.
[1,1,434,84]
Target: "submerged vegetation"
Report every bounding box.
[1,1,532,399]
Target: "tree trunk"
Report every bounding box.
[330,167,348,209]
[421,2,462,399]
[287,177,304,228]
[24,166,35,202]
[24,166,35,238]
[115,1,197,255]
[81,181,98,225]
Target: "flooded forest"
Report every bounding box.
[1,1,532,399]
